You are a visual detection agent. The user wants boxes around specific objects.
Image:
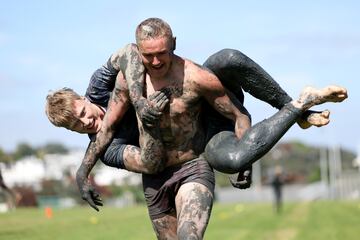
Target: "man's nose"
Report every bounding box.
[152,56,160,65]
[81,118,89,126]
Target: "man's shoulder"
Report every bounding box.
[113,43,139,58]
[182,58,217,82]
[110,43,139,69]
[180,57,209,73]
[182,58,202,70]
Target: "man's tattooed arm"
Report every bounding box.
[114,44,167,127]
[199,70,251,139]
[76,73,130,211]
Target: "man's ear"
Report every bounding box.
[172,37,176,51]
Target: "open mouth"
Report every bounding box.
[152,64,164,70]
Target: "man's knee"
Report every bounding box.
[218,48,242,59]
[205,131,243,173]
[152,215,177,240]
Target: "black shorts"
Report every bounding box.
[142,157,215,220]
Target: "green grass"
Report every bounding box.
[1,201,359,240]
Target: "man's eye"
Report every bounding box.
[80,110,86,118]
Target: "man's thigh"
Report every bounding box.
[175,182,214,239]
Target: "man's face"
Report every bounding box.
[69,98,104,134]
[138,36,173,79]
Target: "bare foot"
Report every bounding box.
[297,110,330,129]
[307,110,330,126]
[296,85,348,110]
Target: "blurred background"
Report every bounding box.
[1,1,360,239]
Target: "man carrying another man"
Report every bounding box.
[46,18,347,239]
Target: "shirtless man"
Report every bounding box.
[46,45,329,176]
[47,45,332,194]
[75,18,347,239]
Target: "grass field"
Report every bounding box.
[1,201,359,240]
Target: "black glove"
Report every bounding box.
[136,88,171,128]
[229,165,252,189]
[77,177,103,211]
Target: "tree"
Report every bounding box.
[12,142,36,160]
[40,142,69,154]
[0,147,13,164]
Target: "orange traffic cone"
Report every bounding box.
[45,206,53,219]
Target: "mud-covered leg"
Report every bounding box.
[203,48,329,127]
[205,85,348,175]
[175,182,213,240]
[203,48,291,108]
[205,104,302,174]
[151,213,178,240]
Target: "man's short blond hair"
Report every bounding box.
[135,17,174,45]
[45,88,81,129]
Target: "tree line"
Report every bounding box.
[0,142,69,164]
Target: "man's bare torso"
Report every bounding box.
[140,56,207,166]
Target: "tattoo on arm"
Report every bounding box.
[118,44,146,109]
[201,74,251,138]
[114,44,168,173]
[140,125,167,173]
[77,74,130,182]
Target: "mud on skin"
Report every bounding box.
[205,104,302,174]
[203,48,325,127]
[141,128,166,173]
[152,214,177,240]
[177,185,213,239]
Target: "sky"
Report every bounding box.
[0,0,359,154]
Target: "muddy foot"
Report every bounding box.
[297,110,331,129]
[297,85,348,110]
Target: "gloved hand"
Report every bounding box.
[77,177,103,211]
[229,165,252,189]
[136,88,171,128]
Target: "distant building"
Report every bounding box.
[2,149,140,188]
